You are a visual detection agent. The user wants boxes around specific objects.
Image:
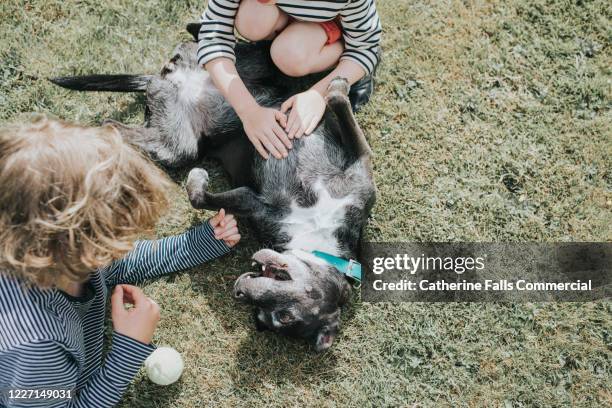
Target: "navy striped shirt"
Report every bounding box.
[0,222,230,407]
[198,0,382,74]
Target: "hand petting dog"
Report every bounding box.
[281,88,326,140]
[209,208,241,247]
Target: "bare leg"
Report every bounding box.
[235,0,289,41]
[270,21,343,77]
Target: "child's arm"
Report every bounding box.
[1,333,153,407]
[197,0,240,68]
[198,0,291,160]
[1,283,161,407]
[103,211,238,286]
[205,58,291,160]
[338,0,382,78]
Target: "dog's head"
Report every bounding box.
[233,249,351,351]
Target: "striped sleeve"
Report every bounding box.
[0,333,153,407]
[339,0,382,75]
[103,222,232,286]
[197,0,240,66]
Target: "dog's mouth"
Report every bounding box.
[234,251,294,301]
[251,260,292,281]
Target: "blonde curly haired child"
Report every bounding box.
[0,117,239,407]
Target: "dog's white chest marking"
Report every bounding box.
[281,180,353,256]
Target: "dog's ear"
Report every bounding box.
[253,310,269,332]
[314,326,337,352]
[186,23,202,42]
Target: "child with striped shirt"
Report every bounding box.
[0,118,240,407]
[198,0,382,160]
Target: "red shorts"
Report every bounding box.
[256,1,343,45]
[283,16,342,45]
[319,19,342,45]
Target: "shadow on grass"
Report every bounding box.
[231,330,339,392]
[187,264,340,390]
[121,374,182,408]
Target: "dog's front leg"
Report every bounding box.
[326,77,373,160]
[186,168,267,216]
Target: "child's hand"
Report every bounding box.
[281,89,326,139]
[240,104,292,160]
[111,285,160,345]
[209,208,241,247]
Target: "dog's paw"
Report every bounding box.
[326,77,350,107]
[186,168,209,209]
[328,76,350,95]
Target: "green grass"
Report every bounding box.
[1,0,611,406]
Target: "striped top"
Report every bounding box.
[0,222,230,407]
[198,0,382,74]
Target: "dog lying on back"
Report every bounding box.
[52,25,376,351]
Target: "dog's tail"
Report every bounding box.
[49,74,153,92]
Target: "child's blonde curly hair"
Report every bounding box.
[0,116,172,288]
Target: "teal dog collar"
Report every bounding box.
[311,250,362,283]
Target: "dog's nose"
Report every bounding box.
[234,289,245,299]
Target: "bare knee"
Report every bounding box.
[270,38,311,77]
[236,0,284,41]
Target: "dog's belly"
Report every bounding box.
[280,179,354,256]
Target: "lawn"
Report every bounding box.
[1,0,611,406]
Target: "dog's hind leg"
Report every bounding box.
[325,77,373,161]
[103,119,197,168]
[186,168,267,216]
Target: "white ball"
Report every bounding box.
[145,347,184,385]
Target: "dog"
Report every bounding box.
[52,25,376,351]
